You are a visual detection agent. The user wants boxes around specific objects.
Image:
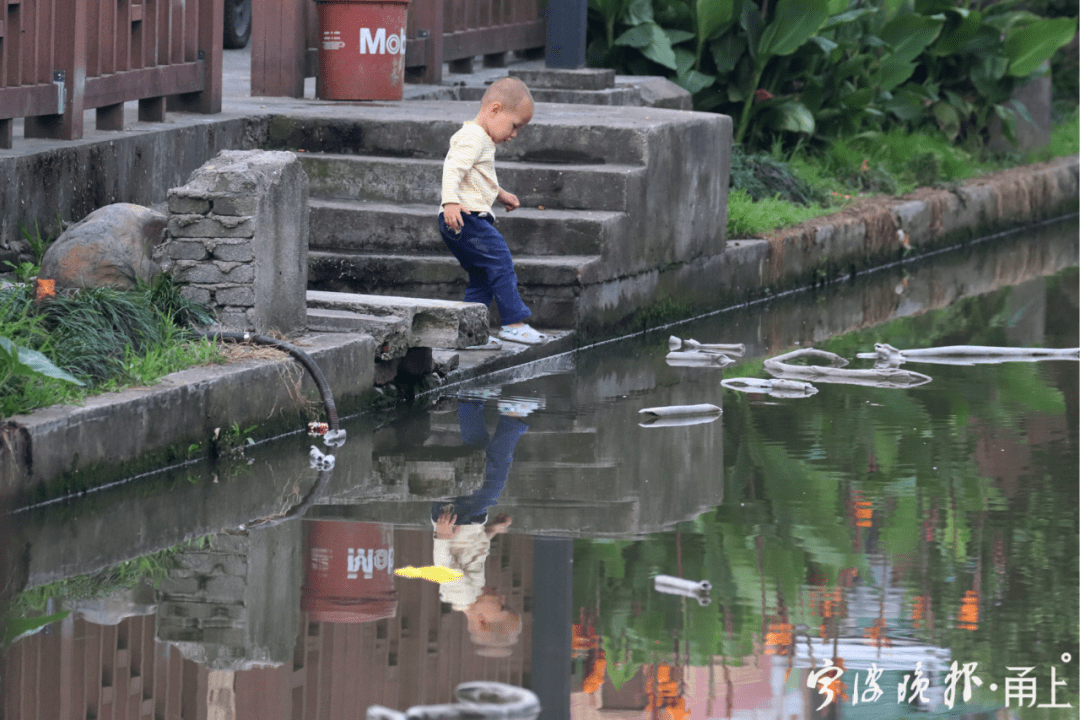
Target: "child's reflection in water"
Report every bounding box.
[431,398,531,657]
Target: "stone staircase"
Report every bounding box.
[268,101,730,335]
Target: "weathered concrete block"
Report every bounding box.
[306,307,409,360]
[168,214,255,238]
[510,67,615,90]
[212,196,259,216]
[621,76,693,110]
[216,287,255,306]
[893,200,932,247]
[307,290,489,349]
[168,239,210,260]
[167,150,310,335]
[168,194,212,215]
[989,69,1052,152]
[212,240,255,262]
[180,286,212,304]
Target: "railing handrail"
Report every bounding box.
[0,0,222,148]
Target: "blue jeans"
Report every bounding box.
[430,400,528,525]
[439,212,531,326]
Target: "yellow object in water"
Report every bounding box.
[395,566,464,583]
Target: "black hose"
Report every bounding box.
[195,330,339,431]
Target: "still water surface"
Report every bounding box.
[3,220,1078,719]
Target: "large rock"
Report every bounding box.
[40,203,165,289]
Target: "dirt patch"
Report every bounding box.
[218,342,290,363]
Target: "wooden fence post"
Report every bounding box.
[171,0,223,112]
[24,0,88,140]
[252,0,307,97]
[411,0,443,84]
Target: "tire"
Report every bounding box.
[223,0,252,49]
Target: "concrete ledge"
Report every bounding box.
[509,67,616,90]
[306,290,489,349]
[4,333,376,500]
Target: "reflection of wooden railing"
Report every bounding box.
[252,0,545,97]
[0,0,222,149]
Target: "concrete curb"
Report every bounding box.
[4,333,375,500]
[752,156,1079,289]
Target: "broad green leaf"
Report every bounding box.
[765,101,816,134]
[640,23,679,70]
[740,1,765,61]
[614,23,654,48]
[932,100,960,140]
[808,35,839,54]
[932,9,982,56]
[675,46,696,76]
[826,0,848,15]
[710,33,746,75]
[664,28,696,46]
[676,69,717,95]
[0,337,84,385]
[758,0,830,58]
[844,87,874,109]
[822,8,873,31]
[1004,17,1077,77]
[879,14,944,64]
[878,57,917,91]
[3,611,71,647]
[697,0,733,42]
[588,0,631,24]
[625,0,653,26]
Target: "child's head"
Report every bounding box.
[475,78,534,145]
[463,589,522,657]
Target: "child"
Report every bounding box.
[430,398,527,655]
[440,77,549,347]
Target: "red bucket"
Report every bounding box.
[302,520,397,623]
[316,0,411,100]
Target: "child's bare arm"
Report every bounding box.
[496,189,520,212]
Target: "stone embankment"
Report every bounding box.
[0,85,1076,500]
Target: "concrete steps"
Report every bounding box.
[299,153,645,212]
[273,102,730,334]
[308,200,622,256]
[308,251,603,327]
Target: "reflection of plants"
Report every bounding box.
[576,266,1077,702]
[11,539,209,615]
[5,537,212,647]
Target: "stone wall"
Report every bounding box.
[159,149,309,335]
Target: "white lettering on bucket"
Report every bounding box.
[358,27,406,55]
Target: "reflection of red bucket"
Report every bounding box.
[302,520,397,623]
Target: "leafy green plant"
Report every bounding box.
[587,0,1077,152]
[0,336,85,389]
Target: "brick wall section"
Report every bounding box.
[160,150,310,335]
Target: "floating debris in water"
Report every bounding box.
[668,336,746,355]
[639,404,722,427]
[764,348,932,389]
[666,350,736,367]
[858,342,1080,367]
[722,377,818,398]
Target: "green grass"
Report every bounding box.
[727,109,1080,238]
[0,275,222,417]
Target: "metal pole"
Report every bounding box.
[530,536,573,719]
[544,0,587,69]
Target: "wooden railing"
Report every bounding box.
[0,0,222,149]
[252,0,546,97]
